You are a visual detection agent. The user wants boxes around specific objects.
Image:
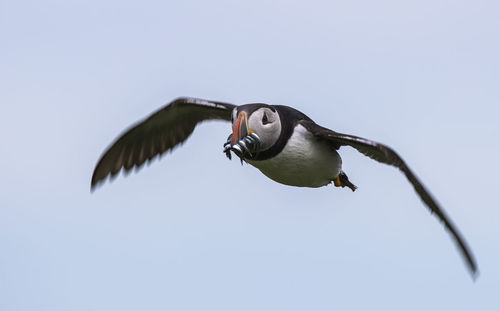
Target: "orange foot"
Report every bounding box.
[333,171,357,192]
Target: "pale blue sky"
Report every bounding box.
[1,0,499,310]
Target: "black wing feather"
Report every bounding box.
[300,120,478,278]
[91,97,235,189]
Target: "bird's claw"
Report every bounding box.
[333,172,357,192]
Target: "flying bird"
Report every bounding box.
[91,97,478,278]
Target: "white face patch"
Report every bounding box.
[247,108,281,151]
[231,108,237,126]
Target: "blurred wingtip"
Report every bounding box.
[469,263,480,282]
[471,270,480,282]
[90,170,103,193]
[90,179,98,193]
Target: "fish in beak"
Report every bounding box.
[224,111,261,160]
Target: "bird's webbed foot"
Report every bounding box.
[333,171,357,192]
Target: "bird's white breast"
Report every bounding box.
[247,124,342,187]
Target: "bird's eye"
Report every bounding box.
[262,113,270,125]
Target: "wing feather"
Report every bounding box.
[300,120,478,278]
[91,97,235,189]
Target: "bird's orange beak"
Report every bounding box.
[231,111,249,146]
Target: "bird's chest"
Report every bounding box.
[247,125,342,187]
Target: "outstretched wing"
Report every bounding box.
[91,97,236,190]
[300,120,478,278]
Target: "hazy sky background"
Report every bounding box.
[1,0,499,310]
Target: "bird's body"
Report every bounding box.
[91,97,478,278]
[247,124,341,187]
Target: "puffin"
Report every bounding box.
[91,97,478,278]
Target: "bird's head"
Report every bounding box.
[228,104,281,157]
